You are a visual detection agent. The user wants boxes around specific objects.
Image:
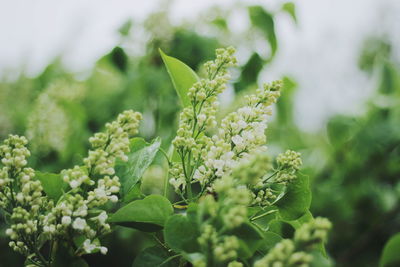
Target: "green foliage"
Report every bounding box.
[227,223,264,259]
[248,6,277,60]
[116,137,161,202]
[159,49,199,107]
[281,2,297,23]
[109,195,173,232]
[132,246,179,267]
[35,171,67,201]
[380,233,400,267]
[164,214,200,253]
[275,174,312,220]
[0,3,343,267]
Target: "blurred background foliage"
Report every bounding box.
[0,1,399,267]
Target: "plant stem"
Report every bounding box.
[160,254,181,266]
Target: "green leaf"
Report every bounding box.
[119,19,132,36]
[109,46,128,73]
[268,219,295,239]
[109,195,173,232]
[281,2,297,23]
[164,214,200,253]
[285,210,314,230]
[116,137,161,202]
[132,246,179,267]
[250,206,279,231]
[124,183,142,202]
[327,116,357,146]
[248,6,277,60]
[275,173,311,220]
[310,251,333,267]
[159,49,199,107]
[235,52,265,92]
[227,223,264,259]
[52,241,89,267]
[258,231,283,253]
[380,233,400,267]
[35,171,67,201]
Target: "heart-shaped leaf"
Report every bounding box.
[164,214,200,253]
[275,173,311,220]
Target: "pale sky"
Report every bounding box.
[0,0,399,131]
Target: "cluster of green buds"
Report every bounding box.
[190,172,254,266]
[44,110,142,254]
[254,217,332,267]
[275,150,302,185]
[0,135,52,264]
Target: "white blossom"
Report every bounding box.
[72,218,87,231]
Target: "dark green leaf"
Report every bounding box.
[235,52,265,92]
[132,246,179,267]
[35,171,67,201]
[250,206,279,231]
[109,195,173,232]
[227,223,264,259]
[258,231,283,253]
[275,173,311,220]
[116,137,161,202]
[164,214,200,253]
[109,46,128,72]
[159,49,199,107]
[268,219,295,239]
[380,233,400,267]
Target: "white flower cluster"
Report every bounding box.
[169,47,284,198]
[44,110,142,253]
[0,135,51,258]
[82,238,108,255]
[193,81,281,189]
[254,217,332,267]
[0,110,142,264]
[169,47,237,193]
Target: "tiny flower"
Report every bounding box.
[100,246,108,255]
[82,239,96,253]
[61,216,72,226]
[97,211,108,224]
[72,218,87,231]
